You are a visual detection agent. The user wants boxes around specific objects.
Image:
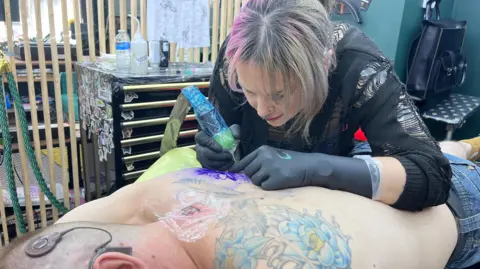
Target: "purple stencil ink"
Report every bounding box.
[193,168,250,184]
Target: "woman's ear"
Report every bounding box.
[92,252,148,269]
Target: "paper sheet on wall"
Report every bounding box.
[147,0,211,49]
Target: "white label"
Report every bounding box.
[136,55,148,65]
[98,87,112,103]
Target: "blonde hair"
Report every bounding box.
[226,0,336,139]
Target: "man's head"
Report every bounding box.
[0,222,195,269]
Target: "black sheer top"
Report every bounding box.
[208,22,452,211]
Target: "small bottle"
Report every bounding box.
[128,15,149,74]
[115,30,131,73]
[160,33,170,68]
[148,40,161,69]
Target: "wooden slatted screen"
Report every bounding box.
[0,0,243,246]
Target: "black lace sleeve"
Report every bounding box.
[352,61,452,211]
[208,37,244,126]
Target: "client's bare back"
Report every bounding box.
[134,169,458,269]
[58,168,458,269]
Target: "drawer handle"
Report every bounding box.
[120,129,198,147]
[123,81,210,92]
[122,144,195,162]
[121,114,196,128]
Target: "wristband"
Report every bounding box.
[354,155,382,200]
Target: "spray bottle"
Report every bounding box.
[128,14,149,74]
[181,86,238,157]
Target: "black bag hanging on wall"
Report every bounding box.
[406,0,468,101]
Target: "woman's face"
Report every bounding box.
[236,61,301,127]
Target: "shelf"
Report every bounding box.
[6,103,44,113]
[1,123,81,151]
[2,74,55,83]
[14,59,66,65]
[13,56,90,65]
[2,56,90,83]
[8,122,80,133]
[0,138,72,151]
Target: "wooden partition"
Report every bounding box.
[0,0,242,246]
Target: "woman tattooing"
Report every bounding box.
[194,0,452,211]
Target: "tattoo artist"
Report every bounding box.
[194,0,452,212]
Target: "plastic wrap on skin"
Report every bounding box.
[149,189,231,242]
[182,86,238,154]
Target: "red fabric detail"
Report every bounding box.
[354,129,367,141]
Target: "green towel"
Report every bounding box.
[60,72,78,94]
[60,72,79,121]
[159,94,192,157]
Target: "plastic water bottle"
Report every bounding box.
[115,29,131,73]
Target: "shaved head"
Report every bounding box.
[0,222,141,269]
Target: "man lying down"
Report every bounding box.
[1,138,479,269]
[0,169,457,269]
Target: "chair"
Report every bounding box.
[422,93,480,140]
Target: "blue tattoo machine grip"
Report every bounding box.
[181,86,237,152]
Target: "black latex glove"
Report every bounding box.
[229,145,374,198]
[195,124,241,171]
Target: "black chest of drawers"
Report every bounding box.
[76,62,212,200]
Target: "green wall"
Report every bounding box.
[332,0,406,61]
[332,0,436,79]
[394,0,425,81]
[356,0,406,61]
[450,0,480,138]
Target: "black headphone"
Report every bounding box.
[24,227,133,268]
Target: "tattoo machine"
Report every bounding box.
[181,86,238,158]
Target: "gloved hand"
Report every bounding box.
[229,145,375,198]
[195,124,241,171]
